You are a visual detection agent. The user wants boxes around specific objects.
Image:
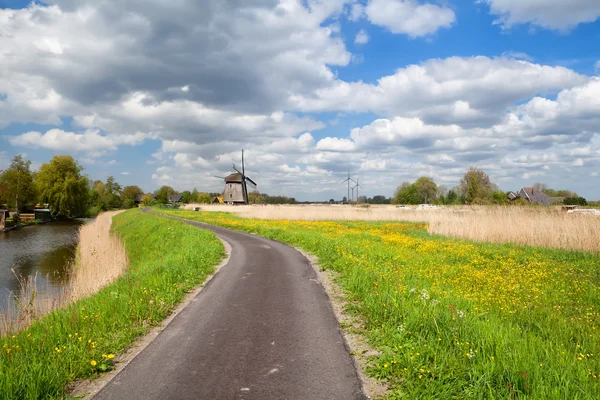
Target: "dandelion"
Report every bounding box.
[90,360,97,366]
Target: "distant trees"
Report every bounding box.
[0,155,36,212]
[154,186,176,204]
[248,190,265,204]
[180,190,193,204]
[533,183,579,199]
[366,195,391,204]
[141,194,156,206]
[122,185,143,208]
[392,177,438,205]
[564,197,587,206]
[262,193,297,204]
[196,192,212,204]
[458,167,497,204]
[36,155,89,217]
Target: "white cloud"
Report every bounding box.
[290,56,586,127]
[120,172,130,175]
[354,29,369,44]
[365,0,456,38]
[316,137,357,152]
[9,129,147,156]
[482,0,600,30]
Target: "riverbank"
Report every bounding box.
[0,210,224,398]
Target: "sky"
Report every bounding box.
[1,0,599,201]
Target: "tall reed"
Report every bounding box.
[0,211,128,335]
[183,204,600,252]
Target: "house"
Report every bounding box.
[168,194,183,207]
[509,187,564,206]
[211,196,224,205]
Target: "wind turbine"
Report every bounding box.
[340,168,355,204]
[353,177,364,203]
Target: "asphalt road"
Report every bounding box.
[94,217,366,400]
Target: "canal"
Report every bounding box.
[0,221,84,309]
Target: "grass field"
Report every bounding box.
[0,210,223,399]
[158,208,600,399]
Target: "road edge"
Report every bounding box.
[295,248,389,400]
[68,235,232,399]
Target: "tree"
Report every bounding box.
[414,177,438,204]
[181,190,193,204]
[122,185,143,203]
[141,194,156,206]
[393,182,418,205]
[196,192,212,204]
[445,189,458,204]
[564,197,587,206]
[102,176,123,209]
[155,186,176,204]
[459,167,494,204]
[0,155,36,212]
[36,155,89,217]
[248,190,265,204]
[342,196,347,203]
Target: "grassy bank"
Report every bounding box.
[0,210,223,399]
[157,208,600,399]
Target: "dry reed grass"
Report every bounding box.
[183,203,600,253]
[0,211,128,335]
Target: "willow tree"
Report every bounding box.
[36,155,89,217]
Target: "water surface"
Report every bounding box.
[0,221,84,308]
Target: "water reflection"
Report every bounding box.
[0,221,83,307]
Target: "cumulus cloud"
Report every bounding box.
[291,56,586,127]
[482,0,600,30]
[9,129,147,156]
[354,29,369,44]
[0,1,350,130]
[363,0,456,38]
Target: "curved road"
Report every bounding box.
[94,217,366,400]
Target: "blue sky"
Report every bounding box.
[1,0,600,200]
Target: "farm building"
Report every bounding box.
[509,187,565,206]
[168,194,183,207]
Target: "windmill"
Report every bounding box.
[340,169,355,204]
[219,149,257,205]
[353,177,364,203]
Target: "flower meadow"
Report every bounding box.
[0,211,224,399]
[159,209,600,399]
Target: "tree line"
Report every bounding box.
[392,167,587,206]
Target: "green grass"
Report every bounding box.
[0,210,224,399]
[155,208,600,399]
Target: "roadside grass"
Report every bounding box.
[0,210,224,399]
[157,208,600,399]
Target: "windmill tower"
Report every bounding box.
[221,150,257,205]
